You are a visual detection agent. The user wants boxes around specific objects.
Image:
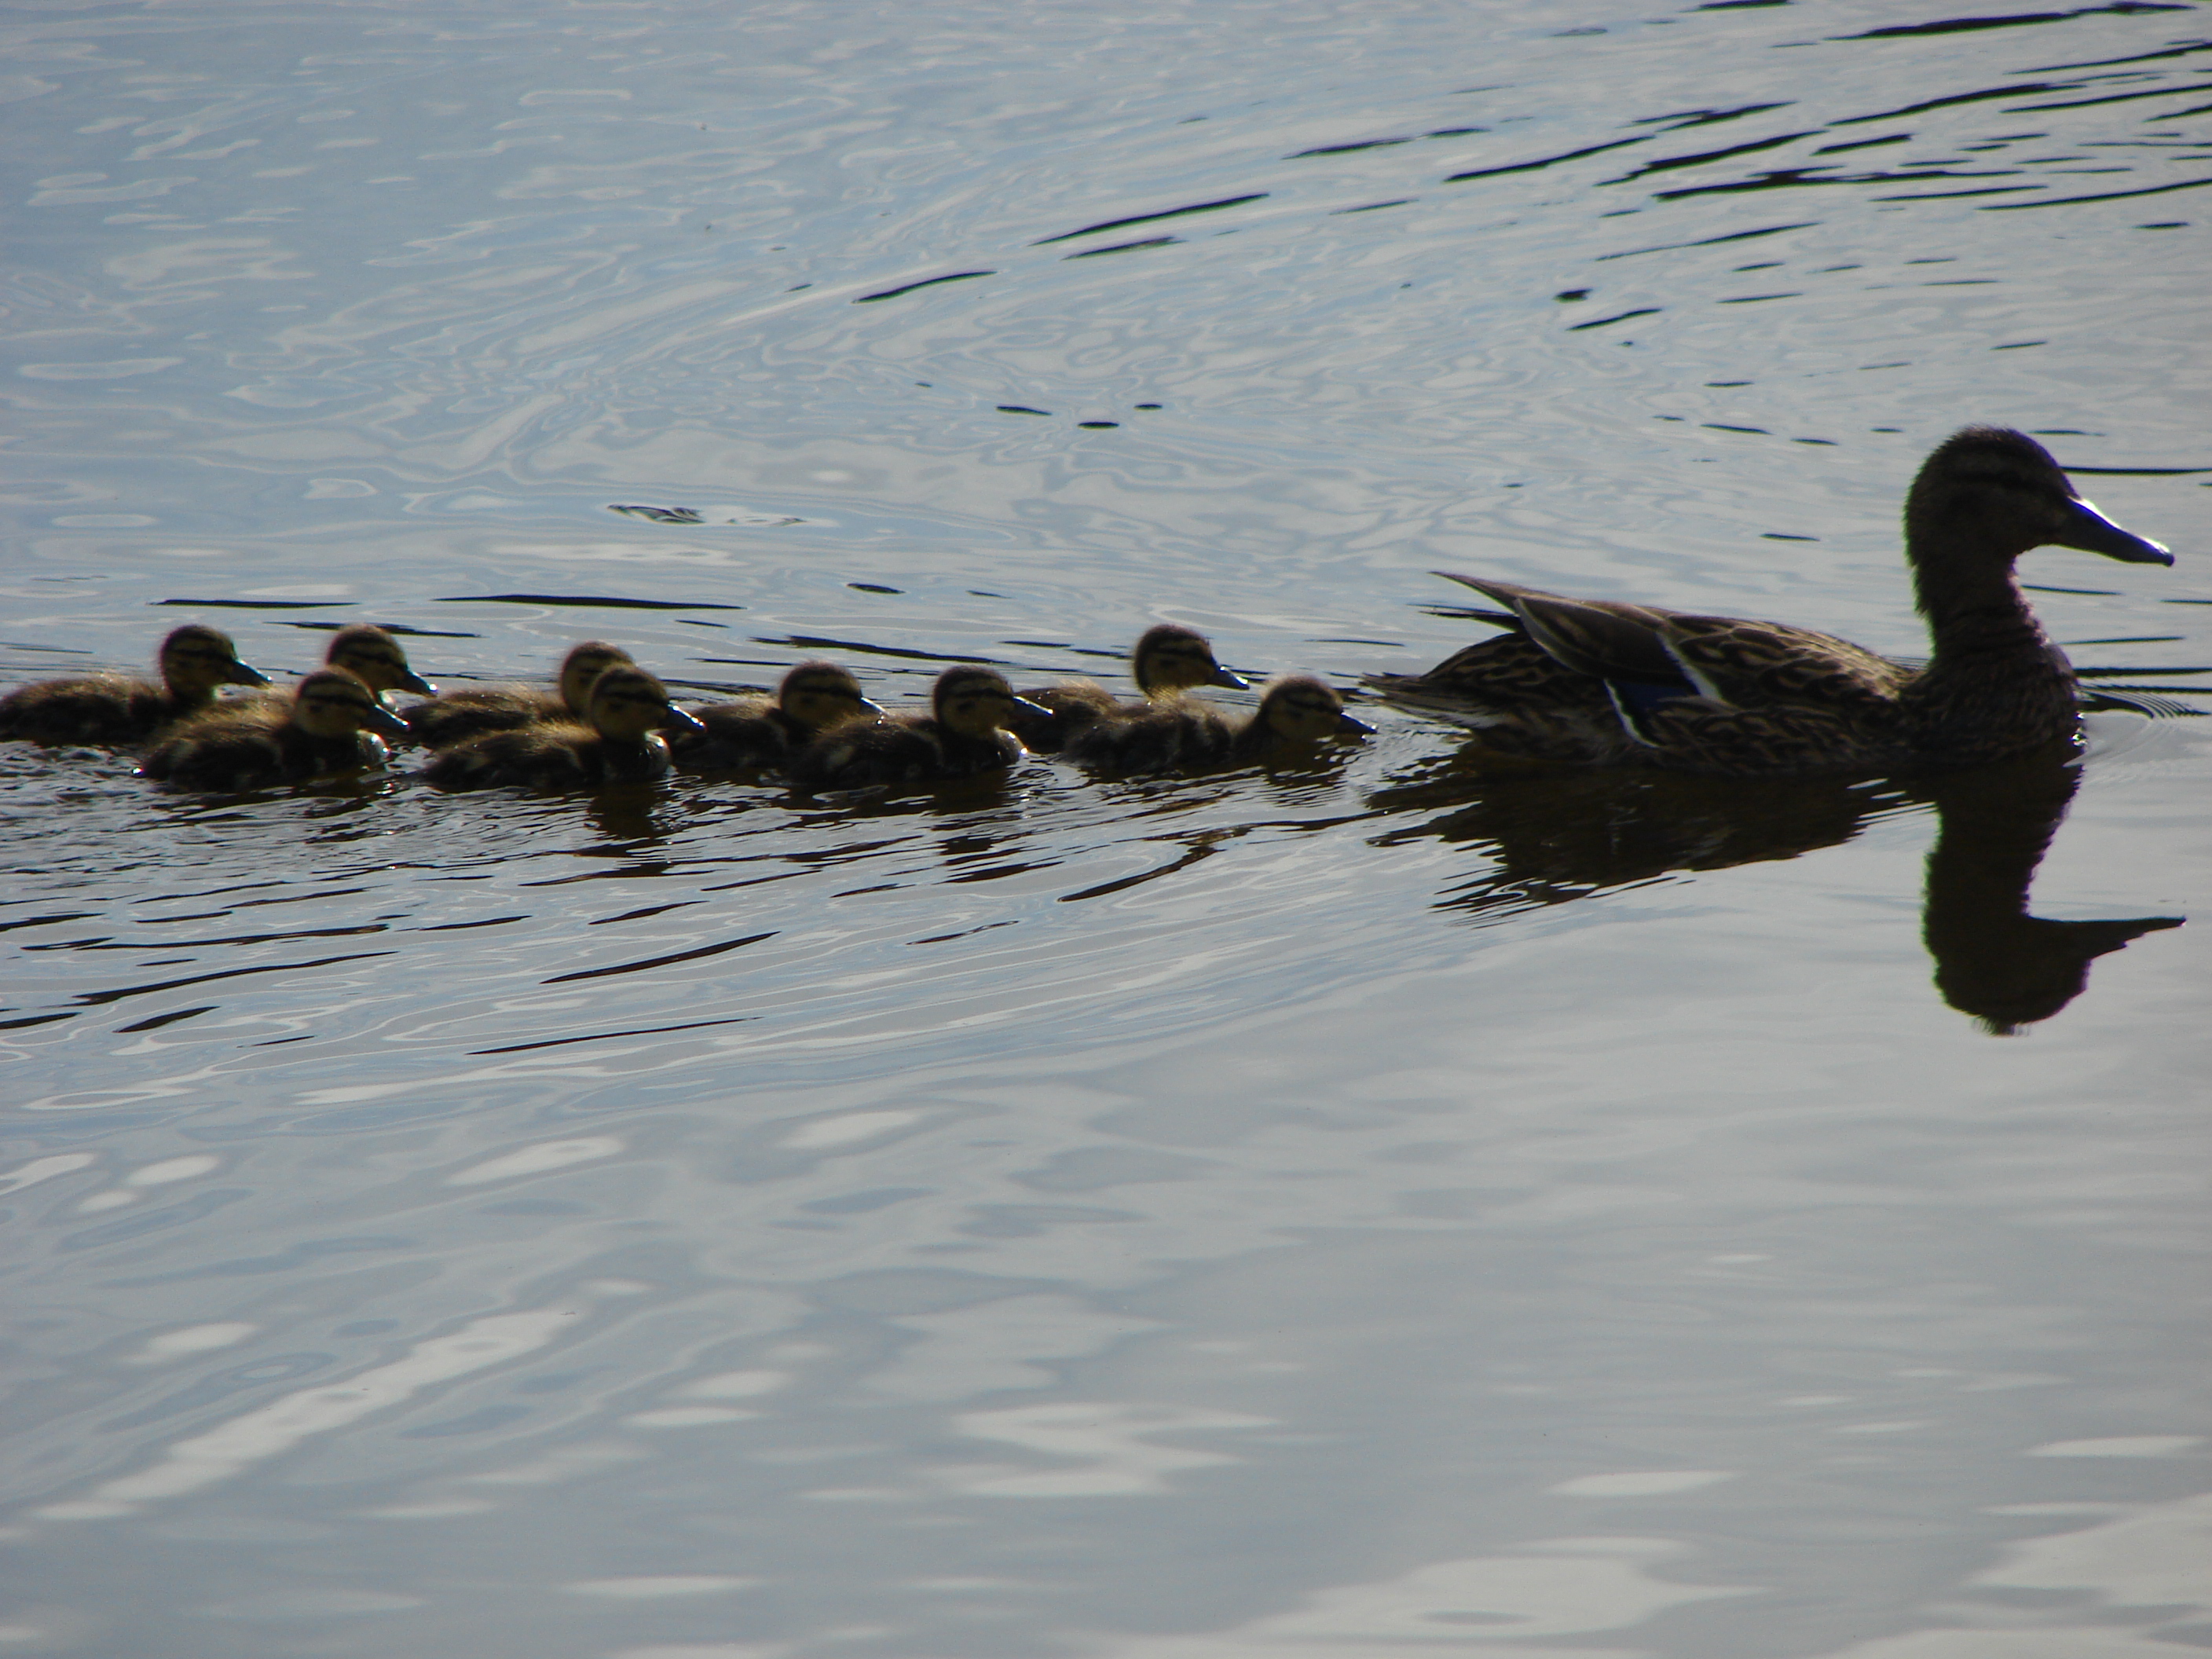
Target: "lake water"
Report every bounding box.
[3,1,2209,1654]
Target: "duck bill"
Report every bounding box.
[1336,711,1376,736]
[1210,666,1251,690]
[2057,496,2174,566]
[661,705,709,734]
[225,660,271,687]
[396,669,436,695]
[854,698,885,718]
[1010,696,1056,719]
[361,703,412,741]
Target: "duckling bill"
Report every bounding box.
[424,665,703,789]
[1364,427,2174,776]
[0,624,266,745]
[141,668,409,789]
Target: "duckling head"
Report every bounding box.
[1132,624,1248,695]
[1907,427,2173,581]
[292,668,412,741]
[324,624,434,696]
[1256,675,1374,743]
[162,624,268,695]
[558,640,638,712]
[778,661,882,732]
[932,665,1051,738]
[586,665,708,741]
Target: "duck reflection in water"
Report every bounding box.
[1370,744,2178,1032]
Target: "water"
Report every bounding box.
[3,1,2209,1654]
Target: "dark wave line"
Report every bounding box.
[1828,80,2071,125]
[542,932,776,984]
[435,593,743,610]
[1032,195,1266,246]
[72,951,396,1007]
[1607,130,1816,181]
[2009,82,2212,112]
[854,269,995,303]
[1983,174,2212,207]
[1445,136,1648,182]
[471,1015,756,1054]
[1064,236,1181,259]
[1597,221,1818,260]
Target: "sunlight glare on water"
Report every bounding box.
[2,0,2207,1655]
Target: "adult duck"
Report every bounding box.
[423,665,704,789]
[1364,427,2173,775]
[0,624,266,745]
[787,665,1048,793]
[403,639,632,748]
[141,668,409,789]
[1009,624,1249,753]
[671,660,881,772]
[1064,674,1371,775]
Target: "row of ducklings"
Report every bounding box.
[0,621,1372,793]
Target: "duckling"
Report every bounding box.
[320,624,434,701]
[402,639,633,748]
[1064,673,1372,775]
[671,661,882,772]
[141,668,410,789]
[423,664,705,790]
[1007,624,1251,753]
[0,624,267,745]
[1363,427,2174,775]
[787,665,1049,793]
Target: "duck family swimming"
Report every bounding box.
[0,429,2175,793]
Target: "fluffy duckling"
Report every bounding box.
[787,665,1049,793]
[402,639,633,748]
[1008,624,1250,753]
[0,624,267,745]
[141,668,409,789]
[423,665,705,790]
[1064,674,1372,775]
[671,661,882,772]
[321,624,434,701]
[1364,427,2174,775]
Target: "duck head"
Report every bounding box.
[325,624,434,696]
[587,665,706,741]
[1258,675,1374,742]
[1907,427,2172,585]
[558,641,637,712]
[292,668,412,741]
[161,624,267,695]
[932,665,1052,738]
[1132,624,1248,695]
[778,661,882,731]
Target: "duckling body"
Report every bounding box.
[1009,624,1249,753]
[424,665,703,790]
[0,625,267,745]
[142,668,409,789]
[788,665,1046,793]
[672,661,881,772]
[1364,427,2173,776]
[1064,674,1372,775]
[403,640,632,748]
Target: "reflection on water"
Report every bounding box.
[2,0,2208,1654]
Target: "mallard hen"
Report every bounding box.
[1364,427,2173,775]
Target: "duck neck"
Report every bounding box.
[1910,522,2052,669]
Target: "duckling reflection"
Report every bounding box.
[1369,742,2179,1029]
[424,665,704,790]
[0,624,267,745]
[1914,749,2181,1035]
[403,639,633,748]
[1009,624,1248,753]
[141,668,409,789]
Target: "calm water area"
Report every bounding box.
[3,0,2210,1654]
